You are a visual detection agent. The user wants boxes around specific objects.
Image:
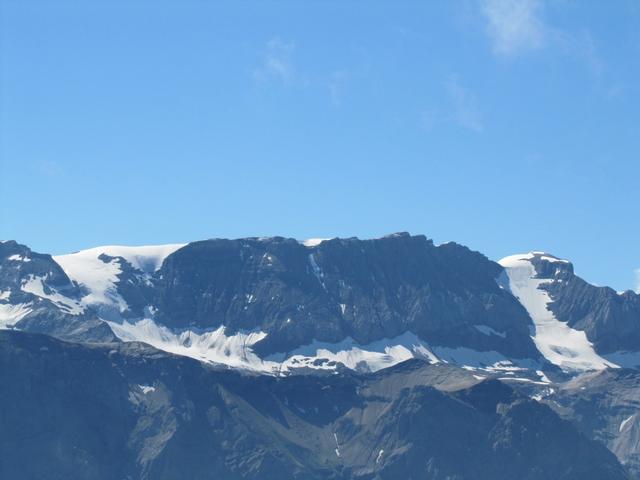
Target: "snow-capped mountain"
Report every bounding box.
[3,233,640,478]
[499,252,617,371]
[499,251,640,370]
[2,234,639,378]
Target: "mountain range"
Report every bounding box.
[2,233,640,479]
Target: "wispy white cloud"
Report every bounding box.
[254,38,295,85]
[445,76,484,132]
[478,0,606,77]
[479,0,545,56]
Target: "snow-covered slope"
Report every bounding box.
[54,244,185,275]
[300,238,333,247]
[106,317,542,376]
[21,274,84,315]
[4,236,635,378]
[108,318,442,374]
[0,303,32,329]
[499,252,616,371]
[53,244,185,312]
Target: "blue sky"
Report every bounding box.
[1,0,639,292]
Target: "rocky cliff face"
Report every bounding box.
[0,241,115,342]
[0,234,547,371]
[153,234,537,357]
[533,255,640,355]
[544,368,640,478]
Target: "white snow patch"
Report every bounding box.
[530,251,570,264]
[536,370,552,384]
[104,312,547,376]
[531,387,555,401]
[474,325,506,338]
[138,384,156,395]
[308,253,327,290]
[620,414,635,432]
[430,345,539,372]
[106,317,553,376]
[301,238,332,247]
[376,449,384,464]
[498,253,616,371]
[268,331,440,373]
[54,252,127,314]
[108,319,444,375]
[498,377,549,385]
[55,244,185,274]
[0,290,10,301]
[108,319,269,371]
[333,432,341,457]
[21,275,84,315]
[7,254,30,262]
[0,302,32,328]
[53,244,185,314]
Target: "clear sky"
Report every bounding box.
[1,0,639,292]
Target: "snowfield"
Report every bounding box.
[53,244,185,315]
[106,317,543,376]
[498,253,616,371]
[2,241,627,376]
